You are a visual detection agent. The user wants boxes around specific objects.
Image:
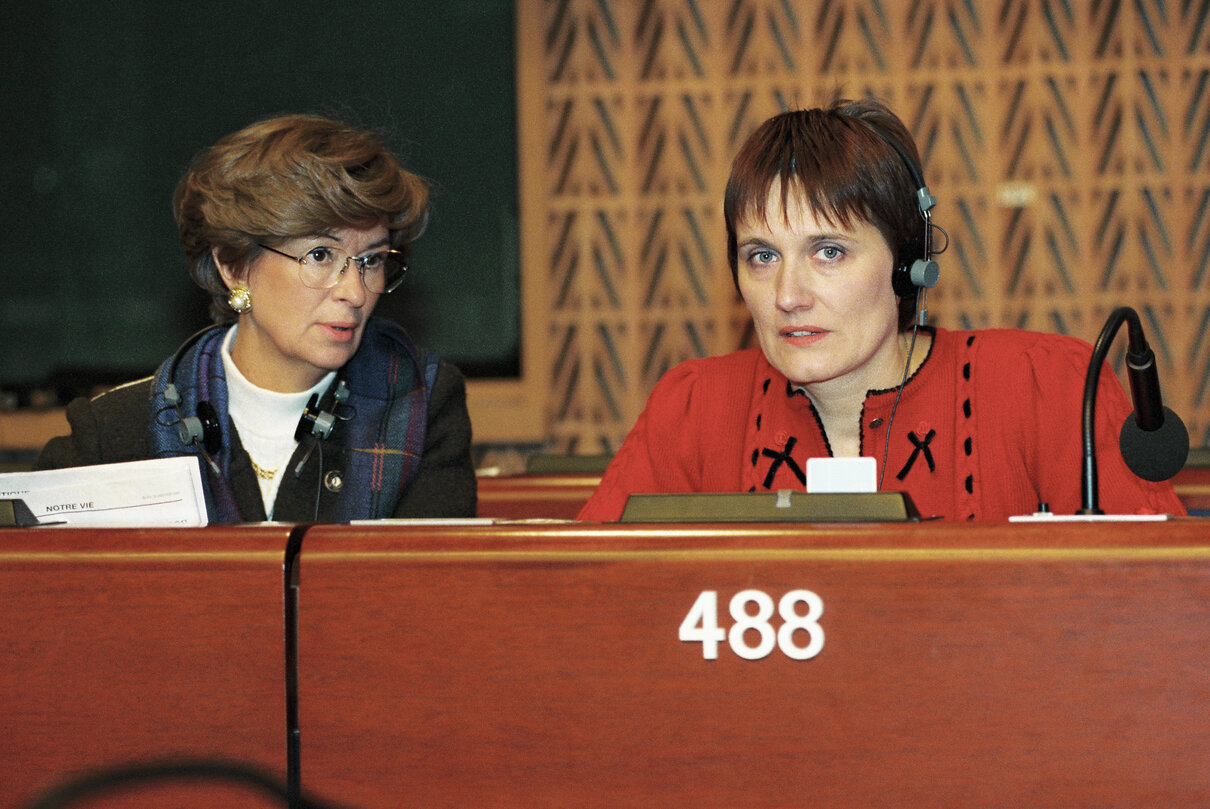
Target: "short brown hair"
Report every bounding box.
[174,115,429,321]
[724,97,929,331]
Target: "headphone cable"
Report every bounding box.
[878,294,924,491]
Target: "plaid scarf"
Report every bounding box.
[148,319,435,522]
[332,319,436,521]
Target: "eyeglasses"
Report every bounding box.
[258,243,408,294]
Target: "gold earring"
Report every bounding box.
[228,284,252,314]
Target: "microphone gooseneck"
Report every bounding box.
[1079,306,1189,514]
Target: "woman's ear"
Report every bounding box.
[212,246,245,290]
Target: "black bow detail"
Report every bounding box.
[761,436,806,488]
[896,429,936,481]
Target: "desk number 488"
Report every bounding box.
[679,590,825,661]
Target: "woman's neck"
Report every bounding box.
[801,329,932,457]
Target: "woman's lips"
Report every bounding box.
[780,326,827,346]
[318,322,359,341]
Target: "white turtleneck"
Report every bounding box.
[221,326,335,518]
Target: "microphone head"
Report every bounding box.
[1119,406,1190,482]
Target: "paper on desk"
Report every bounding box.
[0,457,209,526]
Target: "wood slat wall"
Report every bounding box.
[512,0,1210,452]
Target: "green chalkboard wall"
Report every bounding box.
[0,2,518,400]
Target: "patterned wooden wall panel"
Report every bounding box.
[518,0,1210,450]
[634,0,710,79]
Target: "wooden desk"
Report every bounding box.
[0,525,297,809]
[1175,464,1210,511]
[477,466,1210,519]
[293,519,1210,808]
[476,473,601,519]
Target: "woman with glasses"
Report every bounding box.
[36,114,477,522]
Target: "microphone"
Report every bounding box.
[1119,325,1190,482]
[1079,306,1189,514]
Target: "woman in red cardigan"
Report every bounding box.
[578,97,1185,522]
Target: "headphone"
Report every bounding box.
[162,327,223,456]
[857,120,947,487]
[294,379,350,442]
[163,326,349,460]
[863,120,942,301]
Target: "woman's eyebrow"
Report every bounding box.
[737,237,775,251]
[304,232,390,250]
[808,231,852,243]
[302,230,340,243]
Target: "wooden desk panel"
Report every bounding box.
[0,526,295,809]
[1175,465,1210,511]
[476,474,600,519]
[477,467,1210,518]
[294,520,1210,809]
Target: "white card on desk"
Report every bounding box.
[806,457,877,493]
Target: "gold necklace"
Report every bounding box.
[249,458,278,480]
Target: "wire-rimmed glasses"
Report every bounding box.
[258,243,408,294]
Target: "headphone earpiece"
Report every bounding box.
[892,254,941,297]
[167,385,223,455]
[163,345,225,456]
[295,379,350,441]
[910,258,941,289]
[191,401,223,454]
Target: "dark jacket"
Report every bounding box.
[35,360,477,521]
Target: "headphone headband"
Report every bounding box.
[862,119,941,298]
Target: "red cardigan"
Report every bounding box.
[578,328,1186,521]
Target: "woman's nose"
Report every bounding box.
[775,263,813,311]
[331,262,369,306]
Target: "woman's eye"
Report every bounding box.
[359,252,385,270]
[817,245,842,260]
[306,247,336,265]
[750,249,776,265]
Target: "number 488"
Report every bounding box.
[678,589,825,661]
